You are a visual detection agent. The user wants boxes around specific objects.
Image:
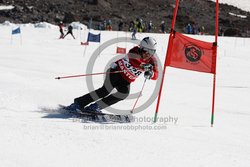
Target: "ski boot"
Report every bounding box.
[64,103,81,113]
[84,103,102,113]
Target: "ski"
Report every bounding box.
[58,105,133,123]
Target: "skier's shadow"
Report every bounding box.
[38,106,73,119]
[37,106,121,124]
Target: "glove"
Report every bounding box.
[144,70,154,80]
[110,62,117,69]
[140,64,153,71]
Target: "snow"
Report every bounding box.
[229,12,247,18]
[211,0,250,12]
[1,21,250,167]
[0,5,14,10]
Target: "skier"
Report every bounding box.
[160,21,166,33]
[58,21,64,39]
[65,37,159,113]
[63,25,75,39]
[131,26,137,40]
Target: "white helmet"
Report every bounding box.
[140,37,157,55]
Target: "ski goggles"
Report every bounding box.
[142,48,156,56]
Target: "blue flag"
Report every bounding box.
[12,27,21,35]
[87,32,101,42]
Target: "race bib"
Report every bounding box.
[118,58,143,80]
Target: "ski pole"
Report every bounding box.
[55,71,122,80]
[131,78,147,114]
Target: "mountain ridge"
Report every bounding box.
[0,0,249,36]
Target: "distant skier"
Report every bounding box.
[131,27,137,40]
[63,25,75,39]
[65,37,159,113]
[58,21,64,39]
[160,21,166,33]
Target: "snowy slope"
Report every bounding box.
[211,0,250,12]
[1,21,250,167]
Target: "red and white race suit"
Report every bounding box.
[115,46,158,83]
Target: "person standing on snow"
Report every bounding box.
[58,21,64,39]
[63,25,75,39]
[65,37,159,113]
[131,26,137,40]
[160,21,166,33]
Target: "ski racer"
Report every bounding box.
[65,37,159,112]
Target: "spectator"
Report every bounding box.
[160,21,166,33]
[192,23,198,34]
[118,21,124,31]
[197,26,204,35]
[219,27,224,36]
[98,22,105,30]
[186,23,193,34]
[132,25,137,40]
[137,19,143,32]
[129,20,135,32]
[103,20,107,30]
[147,21,153,32]
[106,19,112,31]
